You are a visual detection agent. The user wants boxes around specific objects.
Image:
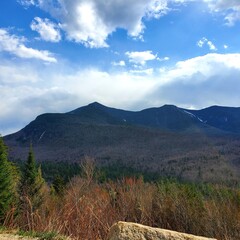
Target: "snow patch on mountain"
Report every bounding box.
[183,110,204,123]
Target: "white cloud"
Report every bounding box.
[163,53,240,82]
[149,53,240,108]
[55,69,156,105]
[112,60,126,67]
[224,11,240,26]
[0,29,57,63]
[0,64,40,84]
[18,0,240,49]
[126,51,157,65]
[17,0,35,7]
[207,41,217,51]
[224,44,228,49]
[170,0,240,26]
[197,37,217,51]
[130,68,154,75]
[19,0,170,48]
[30,17,61,42]
[197,37,206,48]
[0,61,157,135]
[146,0,170,18]
[203,0,240,26]
[1,53,240,135]
[157,56,170,61]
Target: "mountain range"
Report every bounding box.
[4,102,240,183]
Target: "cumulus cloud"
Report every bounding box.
[167,53,240,81]
[126,51,157,65]
[0,29,57,62]
[149,53,240,108]
[18,0,240,49]
[30,17,61,42]
[197,37,217,51]
[19,0,170,48]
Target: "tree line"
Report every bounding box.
[0,137,47,227]
[1,136,240,239]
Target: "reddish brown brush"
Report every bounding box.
[8,175,240,240]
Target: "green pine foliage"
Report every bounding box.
[0,137,17,222]
[20,146,46,211]
[52,174,65,196]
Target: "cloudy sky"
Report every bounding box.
[0,0,240,135]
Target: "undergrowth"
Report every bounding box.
[2,159,240,240]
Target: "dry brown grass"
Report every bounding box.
[6,175,240,240]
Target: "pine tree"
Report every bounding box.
[20,145,45,211]
[52,174,65,196]
[0,137,17,222]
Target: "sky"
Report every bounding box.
[0,0,240,135]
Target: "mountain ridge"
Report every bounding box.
[13,102,240,135]
[4,102,240,184]
[63,102,240,134]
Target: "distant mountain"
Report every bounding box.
[63,102,218,132]
[185,106,240,133]
[67,102,240,133]
[4,102,240,183]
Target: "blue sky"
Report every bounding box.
[0,0,240,135]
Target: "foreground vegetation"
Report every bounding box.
[1,137,240,240]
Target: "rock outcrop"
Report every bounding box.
[107,222,217,240]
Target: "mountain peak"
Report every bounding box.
[162,104,177,107]
[88,102,105,107]
[68,102,107,114]
[161,104,178,109]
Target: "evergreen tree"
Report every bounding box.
[20,145,45,210]
[0,137,17,222]
[52,174,65,196]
